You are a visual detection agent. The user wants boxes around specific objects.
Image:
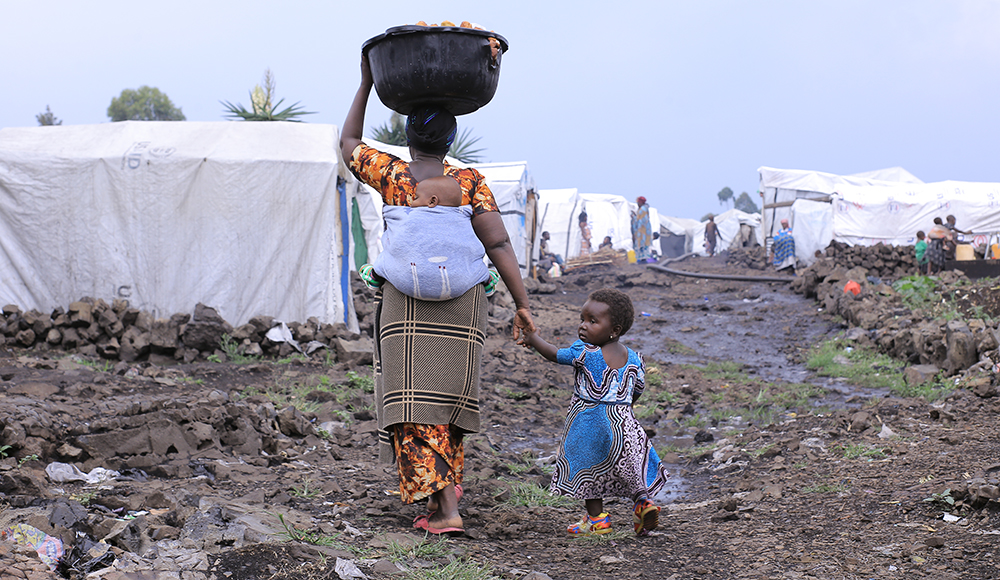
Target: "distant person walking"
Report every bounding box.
[579,212,592,257]
[771,218,796,271]
[631,196,653,262]
[704,214,722,257]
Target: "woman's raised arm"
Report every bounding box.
[340,54,374,162]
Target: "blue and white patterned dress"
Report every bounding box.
[550,340,669,501]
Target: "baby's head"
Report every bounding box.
[602,236,612,244]
[917,230,925,240]
[411,175,463,208]
[587,288,635,337]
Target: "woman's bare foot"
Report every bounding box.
[425,484,463,530]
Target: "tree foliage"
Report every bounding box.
[734,191,760,213]
[36,105,62,126]
[107,86,186,121]
[717,187,734,207]
[221,69,314,122]
[368,113,486,163]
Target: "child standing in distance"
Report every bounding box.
[524,288,669,536]
[359,175,499,299]
[915,231,928,275]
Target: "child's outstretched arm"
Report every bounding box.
[524,330,559,363]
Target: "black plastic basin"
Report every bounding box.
[362,25,509,116]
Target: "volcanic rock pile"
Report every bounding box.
[791,257,1000,379]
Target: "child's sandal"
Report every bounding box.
[567,512,612,535]
[633,499,660,536]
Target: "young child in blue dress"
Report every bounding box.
[524,288,669,536]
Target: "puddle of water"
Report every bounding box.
[652,465,689,504]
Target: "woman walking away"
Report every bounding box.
[632,196,653,262]
[341,53,536,536]
[579,211,592,257]
[524,288,669,536]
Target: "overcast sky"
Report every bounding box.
[4,0,999,220]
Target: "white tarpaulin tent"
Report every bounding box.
[580,193,634,254]
[0,122,357,329]
[759,166,924,265]
[689,209,762,256]
[348,142,534,277]
[658,215,703,257]
[535,188,583,261]
[834,180,1000,246]
[471,161,534,275]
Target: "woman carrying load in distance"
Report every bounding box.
[341,53,536,536]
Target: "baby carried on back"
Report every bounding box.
[369,175,492,301]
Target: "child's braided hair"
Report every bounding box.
[588,288,634,336]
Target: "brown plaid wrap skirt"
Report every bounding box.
[374,283,487,493]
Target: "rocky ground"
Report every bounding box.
[1,253,999,580]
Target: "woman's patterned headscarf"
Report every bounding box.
[406,107,457,155]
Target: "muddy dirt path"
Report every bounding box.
[1,255,999,580]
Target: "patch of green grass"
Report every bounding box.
[498,386,531,401]
[680,415,705,429]
[748,443,775,459]
[496,479,575,509]
[646,363,665,388]
[893,379,953,402]
[697,361,747,382]
[504,452,536,475]
[0,445,11,459]
[346,369,375,392]
[384,535,452,562]
[272,513,349,548]
[836,443,888,460]
[806,339,906,392]
[275,354,308,364]
[405,558,503,580]
[209,334,262,364]
[79,359,114,372]
[290,477,322,498]
[633,403,660,420]
[70,491,97,505]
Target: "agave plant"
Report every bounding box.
[448,127,485,164]
[221,69,314,122]
[369,112,406,145]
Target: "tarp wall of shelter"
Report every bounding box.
[834,181,1000,246]
[579,193,633,255]
[790,199,833,265]
[658,216,702,257]
[0,122,357,329]
[758,166,925,262]
[536,188,583,261]
[470,161,533,275]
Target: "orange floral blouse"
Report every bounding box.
[349,143,498,214]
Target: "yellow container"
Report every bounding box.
[991,243,1000,259]
[955,244,974,261]
[627,249,637,263]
